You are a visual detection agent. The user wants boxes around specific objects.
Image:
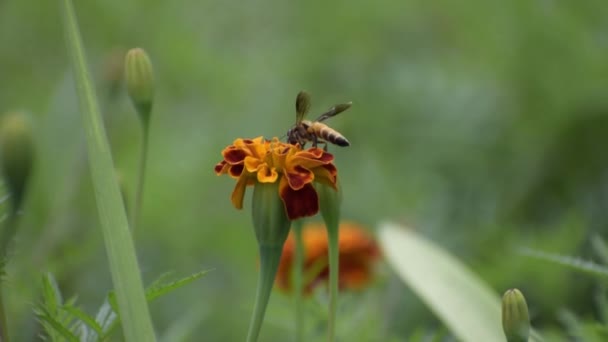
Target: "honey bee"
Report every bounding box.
[286,90,351,149]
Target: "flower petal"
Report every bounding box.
[230,176,249,209]
[289,151,334,170]
[214,160,228,175]
[244,156,264,172]
[228,164,244,178]
[257,165,278,183]
[285,165,314,190]
[223,148,248,164]
[312,164,338,187]
[279,178,319,220]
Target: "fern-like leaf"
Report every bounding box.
[520,248,608,278]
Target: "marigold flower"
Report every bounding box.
[275,221,381,294]
[215,137,338,220]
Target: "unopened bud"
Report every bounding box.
[502,288,530,342]
[0,112,34,212]
[317,181,341,233]
[125,48,154,124]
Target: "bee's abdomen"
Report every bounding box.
[311,123,350,147]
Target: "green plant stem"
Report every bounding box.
[0,213,16,262]
[130,125,149,236]
[327,226,339,342]
[60,1,156,340]
[246,245,283,342]
[0,275,8,342]
[0,286,7,342]
[293,220,305,342]
[0,213,18,342]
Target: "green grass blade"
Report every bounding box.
[379,222,543,342]
[520,248,608,278]
[59,1,156,340]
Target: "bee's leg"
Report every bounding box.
[311,134,318,148]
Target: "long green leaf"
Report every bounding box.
[59,1,156,341]
[379,222,542,342]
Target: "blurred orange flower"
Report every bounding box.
[215,137,338,220]
[276,221,381,294]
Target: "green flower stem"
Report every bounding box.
[0,285,7,342]
[317,182,342,342]
[60,1,156,341]
[130,124,149,236]
[0,213,17,260]
[0,212,19,342]
[327,225,339,342]
[246,245,283,342]
[293,220,305,342]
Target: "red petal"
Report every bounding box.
[214,160,228,175]
[280,179,319,220]
[299,148,334,163]
[285,165,314,190]
[224,149,248,164]
[229,164,244,178]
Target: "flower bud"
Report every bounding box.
[317,181,341,233]
[0,111,34,212]
[125,48,154,124]
[251,182,291,247]
[502,288,530,342]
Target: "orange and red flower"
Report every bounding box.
[275,221,381,294]
[215,137,338,220]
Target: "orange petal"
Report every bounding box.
[338,263,372,290]
[244,156,264,172]
[280,178,319,220]
[230,176,249,209]
[257,166,278,183]
[285,165,314,190]
[312,164,337,186]
[296,148,334,163]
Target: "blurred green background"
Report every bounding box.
[2,0,608,340]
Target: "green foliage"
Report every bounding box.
[60,0,155,340]
[521,248,608,279]
[379,222,543,342]
[2,0,608,339]
[36,271,208,342]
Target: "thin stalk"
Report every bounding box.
[0,213,17,260]
[130,124,149,236]
[246,245,283,342]
[292,220,305,342]
[60,1,156,340]
[0,286,7,342]
[0,213,18,342]
[327,226,339,342]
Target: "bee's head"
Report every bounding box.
[286,128,297,144]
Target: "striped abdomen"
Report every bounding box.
[305,121,350,147]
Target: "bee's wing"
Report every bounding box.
[315,101,352,122]
[295,91,311,124]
